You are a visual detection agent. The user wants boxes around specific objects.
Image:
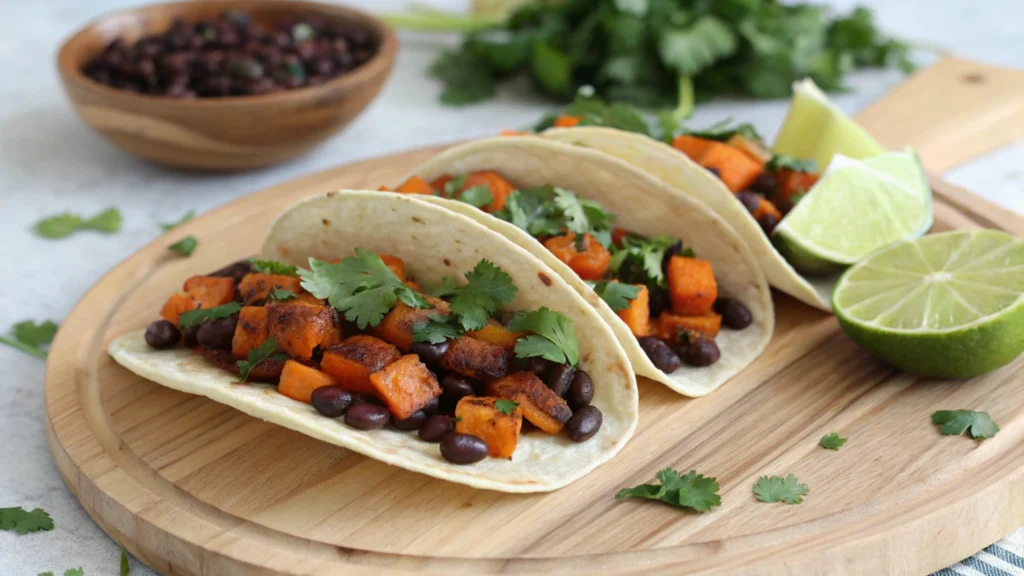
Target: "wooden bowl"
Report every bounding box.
[57,0,397,172]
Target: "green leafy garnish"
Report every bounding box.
[427,276,459,298]
[178,302,242,329]
[251,259,298,276]
[494,185,614,245]
[609,234,687,288]
[590,281,641,312]
[448,260,518,331]
[38,570,84,576]
[236,338,286,383]
[0,506,54,534]
[508,307,579,366]
[268,288,297,302]
[615,468,721,513]
[753,474,809,504]
[818,432,847,450]
[35,208,121,238]
[767,154,818,173]
[455,185,494,208]
[495,399,519,415]
[0,320,58,359]
[932,410,999,440]
[441,174,469,198]
[299,249,429,329]
[120,547,130,576]
[412,313,464,344]
[160,210,195,231]
[169,235,198,257]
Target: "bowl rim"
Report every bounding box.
[56,0,399,107]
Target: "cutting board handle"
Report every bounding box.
[854,56,1024,172]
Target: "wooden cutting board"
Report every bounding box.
[45,57,1024,575]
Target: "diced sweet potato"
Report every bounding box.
[395,175,434,195]
[667,256,718,316]
[485,372,571,434]
[611,227,630,248]
[459,170,516,213]
[288,292,326,306]
[616,284,651,337]
[466,320,524,350]
[239,273,304,305]
[543,232,611,280]
[232,306,269,358]
[671,135,716,162]
[430,175,452,191]
[379,254,406,281]
[775,169,819,205]
[672,135,764,192]
[751,196,782,222]
[658,311,722,340]
[455,396,522,459]
[279,361,337,404]
[553,115,582,128]
[499,129,528,136]
[372,300,448,352]
[440,336,510,380]
[183,275,237,309]
[160,292,199,327]
[321,335,402,395]
[369,354,442,420]
[726,133,772,164]
[267,303,337,360]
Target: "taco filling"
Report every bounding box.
[385,173,756,374]
[144,250,604,465]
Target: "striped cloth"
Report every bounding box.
[936,528,1024,575]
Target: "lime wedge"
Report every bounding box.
[773,149,932,273]
[833,230,1024,378]
[772,78,887,171]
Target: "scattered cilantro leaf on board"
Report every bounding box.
[236,338,286,383]
[495,399,519,415]
[590,281,641,311]
[120,546,130,576]
[818,432,847,450]
[508,307,579,366]
[455,185,494,208]
[0,506,54,534]
[0,320,59,359]
[251,260,298,276]
[268,288,298,302]
[168,235,198,257]
[64,570,84,576]
[753,474,809,504]
[932,410,999,440]
[615,468,722,513]
[178,302,242,329]
[412,313,464,344]
[35,208,121,238]
[448,260,518,331]
[159,210,195,231]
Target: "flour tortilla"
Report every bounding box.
[408,136,774,397]
[109,191,637,493]
[543,126,836,310]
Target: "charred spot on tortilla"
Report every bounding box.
[444,258,452,267]
[326,191,338,198]
[322,218,331,226]
[412,216,425,224]
[539,272,552,286]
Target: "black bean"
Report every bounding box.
[345,403,389,430]
[512,356,553,378]
[441,374,476,403]
[196,315,237,351]
[418,414,456,442]
[737,190,763,214]
[661,239,684,270]
[566,369,594,410]
[440,433,488,464]
[547,363,575,397]
[714,298,753,330]
[410,340,450,365]
[227,57,264,79]
[349,392,382,407]
[209,260,253,283]
[637,336,682,374]
[750,171,776,195]
[758,212,779,235]
[683,335,721,367]
[310,386,351,417]
[392,410,427,431]
[198,75,232,97]
[181,323,199,347]
[565,406,602,442]
[145,320,181,349]
[421,396,440,415]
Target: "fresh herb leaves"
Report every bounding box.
[495,399,519,415]
[767,154,818,173]
[0,506,54,534]
[590,281,641,311]
[120,547,130,575]
[38,570,84,576]
[448,260,518,331]
[0,320,58,359]
[508,307,579,366]
[268,288,298,302]
[753,474,809,504]
[494,185,615,245]
[160,210,195,231]
[427,276,459,298]
[819,432,847,450]
[236,338,284,383]
[609,234,686,288]
[251,259,298,276]
[455,185,494,208]
[178,302,242,329]
[932,410,999,440]
[616,468,722,513]
[168,235,198,257]
[412,313,464,344]
[35,208,121,239]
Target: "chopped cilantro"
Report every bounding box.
[448,260,518,331]
[178,302,242,329]
[455,185,493,208]
[168,235,198,257]
[615,468,721,512]
[610,234,687,288]
[493,185,614,245]
[426,276,459,298]
[681,118,764,143]
[767,154,818,173]
[0,320,58,359]
[590,281,641,311]
[35,208,121,238]
[251,259,298,276]
[818,432,847,450]
[508,307,579,366]
[120,547,130,576]
[442,174,468,198]
[412,313,464,344]
[0,506,54,534]
[268,288,297,302]
[236,338,285,383]
[753,474,809,504]
[932,410,999,440]
[495,399,519,415]
[159,210,195,231]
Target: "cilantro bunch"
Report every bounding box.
[495,185,616,246]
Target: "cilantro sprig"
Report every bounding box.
[178,302,242,329]
[932,410,999,440]
[494,185,615,246]
[615,468,721,513]
[609,234,688,288]
[495,399,519,415]
[589,281,641,312]
[448,260,518,331]
[818,432,848,450]
[412,313,464,344]
[0,320,58,359]
[508,307,579,366]
[268,288,297,302]
[160,210,195,231]
[456,185,494,208]
[236,338,286,382]
[251,259,298,276]
[753,474,809,504]
[35,208,121,239]
[168,236,198,257]
[0,506,54,534]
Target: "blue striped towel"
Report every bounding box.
[936,528,1024,575]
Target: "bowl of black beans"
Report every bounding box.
[57,0,397,171]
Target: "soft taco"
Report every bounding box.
[386,136,774,397]
[109,190,638,493]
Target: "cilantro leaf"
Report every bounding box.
[753,474,809,504]
[251,260,298,276]
[430,49,496,106]
[412,313,464,344]
[0,320,59,359]
[456,185,493,208]
[442,174,468,198]
[681,118,764,143]
[508,307,579,365]
[449,260,518,331]
[64,570,84,576]
[658,16,737,77]
[590,281,641,311]
[0,506,54,534]
[427,276,459,298]
[35,208,121,238]
[268,288,297,302]
[932,410,999,440]
[615,468,721,513]
[168,235,198,257]
[495,399,519,415]
[160,210,195,231]
[554,187,614,238]
[120,547,130,576]
[610,234,685,288]
[178,302,242,329]
[236,338,284,383]
[767,154,818,173]
[818,432,847,450]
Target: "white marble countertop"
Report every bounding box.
[1,1,1022,574]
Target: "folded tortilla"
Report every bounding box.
[109,191,638,493]
[542,126,836,310]
[408,136,774,397]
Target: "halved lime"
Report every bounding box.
[772,78,888,170]
[773,150,932,273]
[833,230,1024,378]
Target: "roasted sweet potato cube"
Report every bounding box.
[455,396,522,459]
[238,273,304,305]
[279,361,337,404]
[394,175,434,195]
[467,320,525,350]
[267,303,337,360]
[667,256,718,316]
[371,300,448,352]
[440,337,510,380]
[486,372,571,434]
[369,354,442,419]
[615,283,651,337]
[321,335,402,395]
[658,312,722,340]
[183,275,237,309]
[160,292,198,327]
[379,254,406,281]
[232,306,269,358]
